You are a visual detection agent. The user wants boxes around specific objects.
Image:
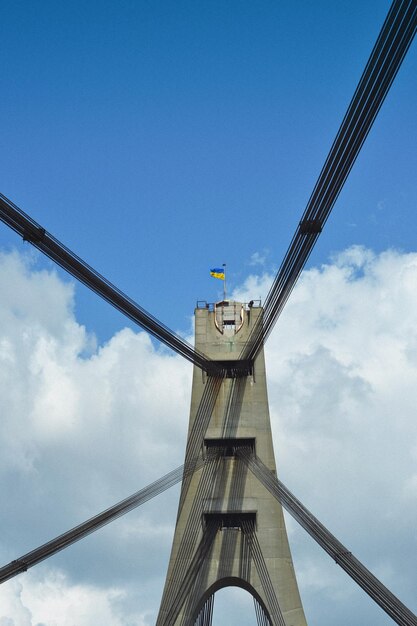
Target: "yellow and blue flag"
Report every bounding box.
[210,267,225,280]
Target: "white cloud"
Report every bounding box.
[0,251,190,625]
[0,571,151,626]
[1,246,417,625]
[234,245,417,620]
[248,250,269,267]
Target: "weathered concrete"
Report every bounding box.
[158,302,307,626]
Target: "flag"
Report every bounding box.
[210,267,225,280]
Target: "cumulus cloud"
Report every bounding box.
[0,570,152,626]
[1,246,417,625]
[234,245,417,622]
[248,250,269,267]
[0,251,190,624]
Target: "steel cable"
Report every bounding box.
[159,521,218,626]
[242,519,286,626]
[242,0,417,362]
[247,2,417,360]
[178,375,223,515]
[194,595,214,626]
[158,376,249,620]
[0,455,211,585]
[160,440,251,622]
[254,598,271,626]
[157,454,224,623]
[237,449,417,626]
[0,193,222,374]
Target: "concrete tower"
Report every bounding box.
[157,301,307,626]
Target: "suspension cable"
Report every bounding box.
[254,597,271,626]
[0,456,210,585]
[194,595,214,626]
[237,449,417,626]
[157,453,224,623]
[158,521,218,626]
[0,193,223,374]
[242,0,417,362]
[242,518,286,626]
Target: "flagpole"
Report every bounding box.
[223,263,226,301]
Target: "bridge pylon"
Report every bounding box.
[157,301,307,626]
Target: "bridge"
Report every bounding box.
[0,1,417,624]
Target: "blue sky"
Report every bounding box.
[1,1,417,625]
[1,0,416,341]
